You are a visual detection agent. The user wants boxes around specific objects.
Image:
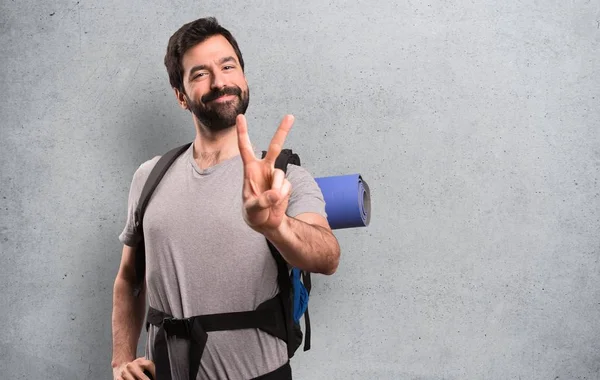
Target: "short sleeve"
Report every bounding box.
[285,164,327,219]
[118,157,161,247]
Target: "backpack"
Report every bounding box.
[131,142,312,357]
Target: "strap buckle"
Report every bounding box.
[161,317,191,338]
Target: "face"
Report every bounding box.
[177,35,249,132]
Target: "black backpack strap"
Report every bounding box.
[301,270,312,351]
[267,241,296,357]
[134,143,193,227]
[262,149,300,173]
[146,294,287,380]
[263,148,313,355]
[132,142,192,296]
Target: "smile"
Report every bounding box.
[211,94,236,103]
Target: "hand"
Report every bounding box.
[113,357,155,380]
[236,114,294,233]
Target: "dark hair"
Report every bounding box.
[164,17,245,93]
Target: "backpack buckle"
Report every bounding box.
[162,317,190,338]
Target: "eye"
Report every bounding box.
[223,65,234,70]
[192,72,208,81]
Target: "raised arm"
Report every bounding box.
[235,114,340,274]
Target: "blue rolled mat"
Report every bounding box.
[314,174,371,230]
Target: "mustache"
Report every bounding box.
[202,86,242,103]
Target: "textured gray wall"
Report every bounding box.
[1,0,599,379]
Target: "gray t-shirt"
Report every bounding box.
[119,143,327,379]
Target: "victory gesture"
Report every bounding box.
[236,114,295,233]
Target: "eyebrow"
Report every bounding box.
[188,56,238,78]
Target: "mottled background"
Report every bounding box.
[1,0,599,379]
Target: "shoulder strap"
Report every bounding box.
[301,270,312,351]
[262,149,300,173]
[263,148,313,354]
[133,142,192,295]
[134,143,192,229]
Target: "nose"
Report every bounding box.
[210,71,225,91]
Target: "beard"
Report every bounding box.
[186,85,250,133]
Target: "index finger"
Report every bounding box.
[236,114,257,165]
[264,114,294,165]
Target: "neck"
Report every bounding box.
[192,119,242,170]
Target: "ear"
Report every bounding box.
[174,88,188,110]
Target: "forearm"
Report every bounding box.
[263,215,340,275]
[111,276,146,368]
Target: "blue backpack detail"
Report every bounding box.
[292,268,309,323]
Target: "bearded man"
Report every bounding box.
[111,17,340,380]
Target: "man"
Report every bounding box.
[111,17,341,380]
